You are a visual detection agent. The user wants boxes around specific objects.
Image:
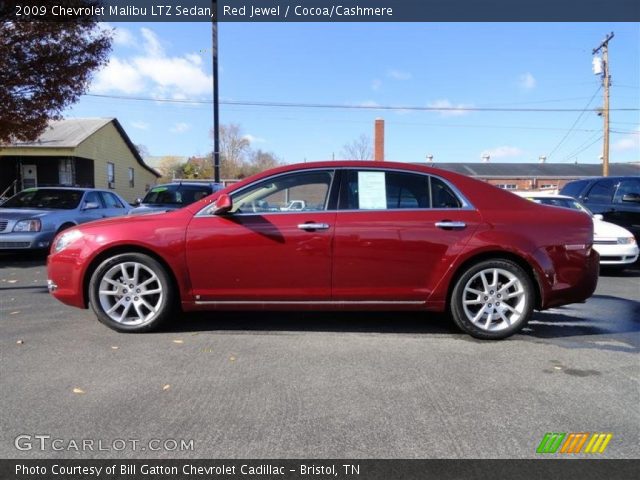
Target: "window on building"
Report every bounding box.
[496,184,517,190]
[539,184,557,190]
[128,167,135,188]
[58,159,74,186]
[107,163,115,187]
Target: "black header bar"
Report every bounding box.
[2,459,639,480]
[3,0,640,22]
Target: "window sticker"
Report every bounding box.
[150,187,168,193]
[358,171,387,210]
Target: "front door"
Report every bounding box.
[21,164,37,189]
[185,169,336,302]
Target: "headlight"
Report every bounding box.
[617,237,636,245]
[52,229,83,253]
[13,219,41,232]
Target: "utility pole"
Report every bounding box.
[212,0,220,182]
[592,32,614,177]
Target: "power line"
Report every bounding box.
[83,93,640,112]
[561,135,603,162]
[562,131,603,160]
[546,86,602,159]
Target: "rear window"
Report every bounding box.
[142,184,212,206]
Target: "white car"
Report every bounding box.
[516,192,639,268]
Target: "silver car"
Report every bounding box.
[0,188,131,251]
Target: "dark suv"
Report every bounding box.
[130,181,224,215]
[560,176,640,243]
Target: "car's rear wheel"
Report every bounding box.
[89,253,173,332]
[450,259,534,340]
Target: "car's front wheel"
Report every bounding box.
[450,259,534,340]
[89,252,173,332]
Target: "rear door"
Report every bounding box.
[332,169,481,302]
[185,169,336,302]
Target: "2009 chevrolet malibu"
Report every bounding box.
[47,161,599,339]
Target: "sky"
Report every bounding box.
[65,22,640,165]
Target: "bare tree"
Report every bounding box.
[240,150,280,177]
[216,124,251,178]
[341,134,373,160]
[157,156,184,182]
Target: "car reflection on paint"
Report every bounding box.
[47,161,599,340]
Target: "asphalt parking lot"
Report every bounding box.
[1,253,638,459]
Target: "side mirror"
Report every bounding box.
[212,193,232,215]
[134,197,142,206]
[83,201,99,210]
[594,214,604,221]
[621,193,640,203]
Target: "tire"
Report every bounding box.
[88,252,174,332]
[450,259,534,340]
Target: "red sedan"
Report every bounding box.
[47,161,598,339]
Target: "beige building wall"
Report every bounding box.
[74,122,157,202]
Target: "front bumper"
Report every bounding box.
[594,243,639,265]
[0,231,54,250]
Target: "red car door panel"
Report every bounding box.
[186,212,335,301]
[332,210,481,301]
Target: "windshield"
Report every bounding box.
[530,197,594,216]
[141,184,212,206]
[0,189,83,210]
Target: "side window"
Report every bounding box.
[101,192,125,209]
[344,171,429,210]
[341,170,439,210]
[230,170,333,214]
[560,181,585,198]
[430,177,463,208]
[84,191,103,207]
[613,179,640,203]
[585,179,616,203]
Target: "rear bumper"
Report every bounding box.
[540,247,599,309]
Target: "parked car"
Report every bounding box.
[129,181,224,215]
[516,192,638,268]
[560,176,640,244]
[0,187,131,251]
[47,161,599,340]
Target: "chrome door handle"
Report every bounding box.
[298,223,330,231]
[435,221,466,229]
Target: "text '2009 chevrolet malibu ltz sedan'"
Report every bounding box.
[46,161,599,339]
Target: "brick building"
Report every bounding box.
[420,162,640,191]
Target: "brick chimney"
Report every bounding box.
[374,118,384,161]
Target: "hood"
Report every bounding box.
[129,205,176,216]
[75,208,185,231]
[0,208,58,219]
[593,218,635,239]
